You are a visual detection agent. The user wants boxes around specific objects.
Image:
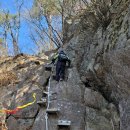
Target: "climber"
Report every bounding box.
[51,49,71,81]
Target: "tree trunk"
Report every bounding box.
[47,14,54,50]
[62,0,65,43]
[10,31,19,55]
[3,30,8,56]
[13,39,19,55]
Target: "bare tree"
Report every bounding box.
[24,0,86,53]
[36,0,59,50]
[0,12,10,56]
[24,1,62,52]
[2,0,24,55]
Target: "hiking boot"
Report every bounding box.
[52,75,56,80]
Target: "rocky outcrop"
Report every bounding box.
[0,55,118,130]
[0,52,119,130]
[63,1,130,130]
[0,54,48,130]
[0,1,130,130]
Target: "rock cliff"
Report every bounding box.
[0,1,130,130]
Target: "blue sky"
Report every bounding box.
[0,0,62,55]
[0,0,37,55]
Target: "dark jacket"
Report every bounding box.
[51,51,71,67]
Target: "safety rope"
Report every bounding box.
[45,76,50,130]
[0,93,36,114]
[45,65,53,130]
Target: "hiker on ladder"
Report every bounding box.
[51,49,71,81]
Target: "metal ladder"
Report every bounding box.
[44,64,71,130]
[45,65,60,130]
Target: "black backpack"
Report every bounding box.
[58,53,68,62]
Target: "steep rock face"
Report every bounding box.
[64,35,119,130]
[64,1,130,130]
[31,67,115,130]
[5,64,50,130]
[1,54,117,130]
[1,1,130,130]
[0,54,48,130]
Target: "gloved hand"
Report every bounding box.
[51,59,55,64]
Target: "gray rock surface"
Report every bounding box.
[119,96,130,130]
[1,1,130,130]
[85,107,113,130]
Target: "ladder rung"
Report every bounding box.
[51,92,57,95]
[43,91,57,95]
[43,92,49,95]
[37,98,47,105]
[46,108,60,113]
[58,120,71,126]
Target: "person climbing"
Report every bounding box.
[51,49,71,81]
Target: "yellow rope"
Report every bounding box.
[0,93,36,114]
[17,93,36,109]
